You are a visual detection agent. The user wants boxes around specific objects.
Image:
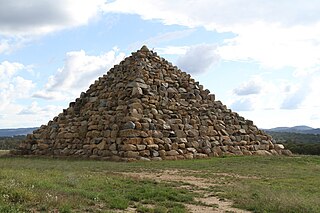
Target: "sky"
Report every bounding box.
[0,0,320,129]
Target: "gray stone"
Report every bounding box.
[123,121,136,130]
[166,150,179,156]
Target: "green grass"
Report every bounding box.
[0,155,319,212]
[0,157,193,212]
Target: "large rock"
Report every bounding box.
[13,46,290,161]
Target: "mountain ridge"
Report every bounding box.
[265,125,320,134]
[0,127,38,137]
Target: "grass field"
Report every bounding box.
[0,154,319,212]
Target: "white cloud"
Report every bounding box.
[154,46,189,55]
[34,48,125,101]
[103,0,320,30]
[239,108,319,129]
[278,80,315,111]
[0,60,26,77]
[0,39,10,53]
[18,101,61,115]
[130,29,195,51]
[230,97,254,111]
[103,0,320,70]
[218,23,320,70]
[0,0,104,36]
[0,61,34,99]
[18,101,43,115]
[0,0,105,53]
[0,76,35,110]
[233,78,262,96]
[226,76,300,112]
[281,88,307,109]
[176,44,219,74]
[300,75,320,110]
[0,36,35,54]
[12,76,35,98]
[0,101,63,128]
[32,91,65,101]
[0,61,36,127]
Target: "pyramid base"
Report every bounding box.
[10,146,292,162]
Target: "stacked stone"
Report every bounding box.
[13,46,291,161]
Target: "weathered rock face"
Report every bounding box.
[12,46,292,161]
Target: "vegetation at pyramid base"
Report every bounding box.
[0,136,25,150]
[268,132,320,155]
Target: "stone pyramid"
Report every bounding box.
[13,46,291,161]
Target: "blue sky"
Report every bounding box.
[1,0,320,128]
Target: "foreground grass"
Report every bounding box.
[0,155,319,212]
[0,159,193,212]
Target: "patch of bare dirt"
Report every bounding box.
[0,150,10,156]
[120,170,252,213]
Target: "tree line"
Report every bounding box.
[0,136,25,150]
[267,131,320,155]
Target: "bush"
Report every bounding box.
[0,136,24,150]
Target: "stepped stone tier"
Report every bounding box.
[13,46,292,161]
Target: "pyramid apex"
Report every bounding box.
[140,45,150,52]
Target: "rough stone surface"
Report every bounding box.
[12,45,291,161]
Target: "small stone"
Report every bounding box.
[140,150,151,157]
[152,150,159,157]
[151,157,162,161]
[139,157,151,161]
[159,150,166,157]
[140,45,149,52]
[178,88,187,93]
[109,143,117,151]
[97,140,106,150]
[127,81,148,89]
[136,144,146,150]
[122,144,137,151]
[123,121,136,130]
[239,129,246,134]
[220,129,229,136]
[254,150,272,156]
[132,87,143,97]
[143,137,154,145]
[187,129,199,137]
[126,151,140,158]
[163,123,171,130]
[38,143,49,150]
[147,144,159,150]
[119,129,141,137]
[281,149,293,156]
[166,150,179,156]
[274,144,285,150]
[269,149,279,155]
[186,148,197,153]
[175,130,186,138]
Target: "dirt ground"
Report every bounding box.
[120,169,252,213]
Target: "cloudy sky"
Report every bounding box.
[1,0,320,129]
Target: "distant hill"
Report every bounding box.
[265,125,320,134]
[0,127,38,137]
